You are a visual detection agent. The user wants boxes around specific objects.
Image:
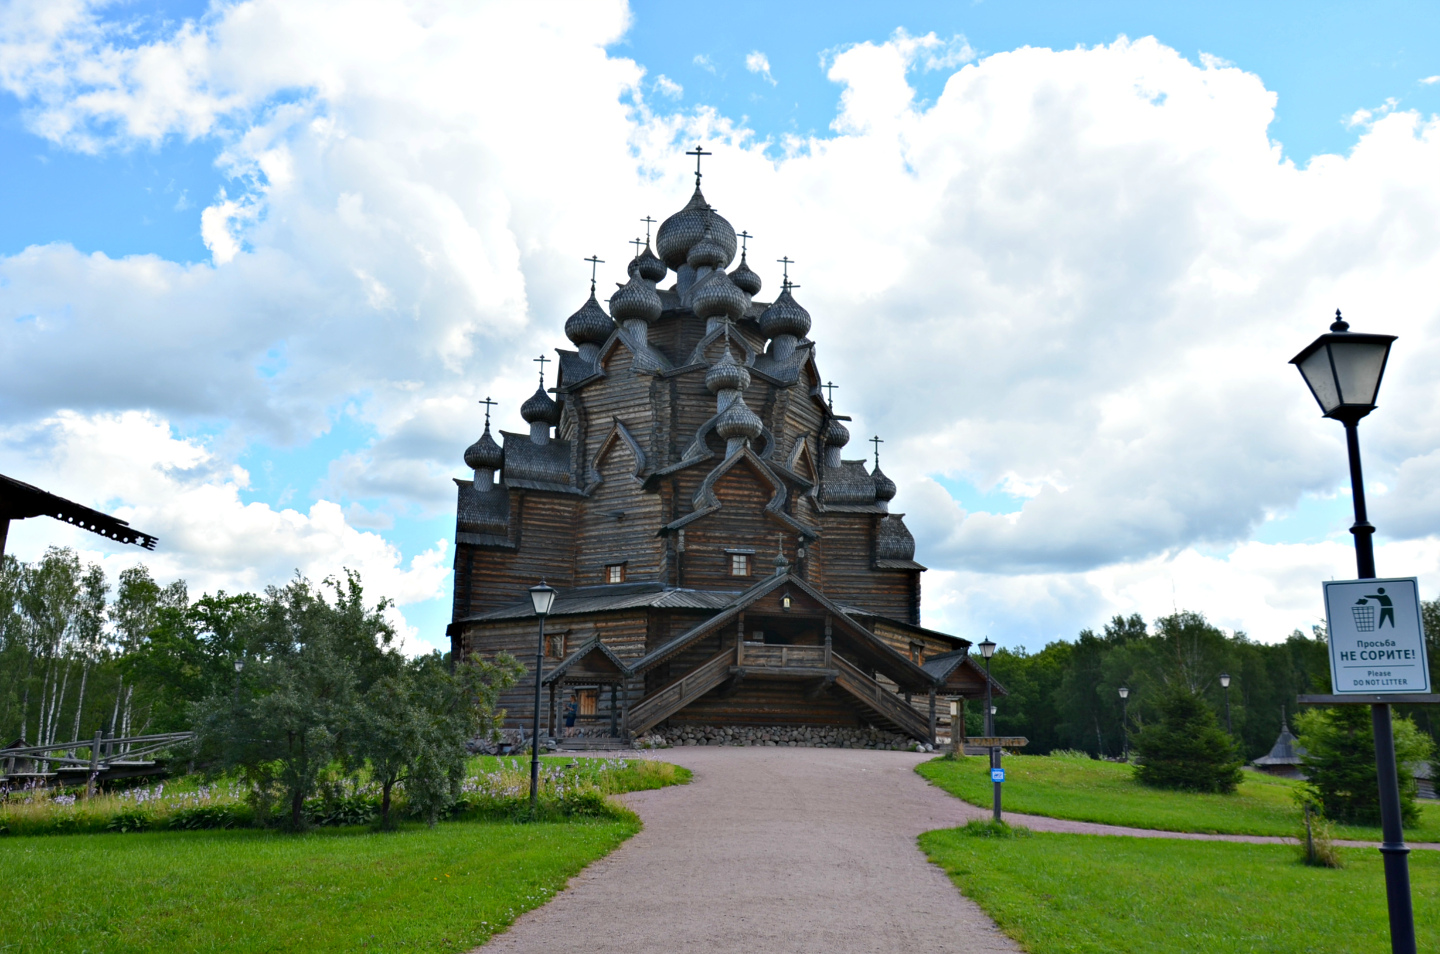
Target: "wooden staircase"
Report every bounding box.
[628,647,738,735]
[831,654,932,740]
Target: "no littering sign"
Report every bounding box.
[1323,577,1431,694]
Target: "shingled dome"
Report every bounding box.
[872,466,897,503]
[632,243,667,282]
[610,272,662,324]
[463,425,503,471]
[656,186,737,269]
[729,252,762,297]
[715,399,764,442]
[758,288,812,340]
[705,349,751,394]
[520,386,561,426]
[564,292,615,347]
[823,417,850,448]
[691,269,748,322]
[686,224,731,271]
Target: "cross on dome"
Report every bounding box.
[641,215,657,243]
[822,381,838,409]
[738,230,752,255]
[478,395,497,427]
[870,435,884,468]
[630,237,645,256]
[534,353,550,387]
[686,144,712,185]
[776,256,800,291]
[585,254,604,293]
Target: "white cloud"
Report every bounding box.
[746,50,776,86]
[654,74,682,98]
[4,9,1440,646]
[693,53,715,74]
[0,411,449,652]
[1421,76,1439,85]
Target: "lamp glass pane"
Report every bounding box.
[529,584,556,616]
[1298,347,1341,413]
[1330,339,1389,407]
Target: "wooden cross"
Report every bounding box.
[738,230,752,255]
[777,256,796,289]
[686,144,712,184]
[822,381,838,409]
[870,435,884,468]
[478,395,497,427]
[534,353,550,386]
[585,254,604,291]
[641,215,657,243]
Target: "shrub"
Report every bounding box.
[960,818,1029,838]
[167,803,251,830]
[1296,797,1343,869]
[104,808,152,833]
[1295,706,1433,827]
[1132,687,1243,793]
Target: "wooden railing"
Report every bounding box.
[735,640,831,671]
[831,654,931,741]
[628,647,737,735]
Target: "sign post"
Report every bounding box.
[1304,576,1438,954]
[968,737,1028,823]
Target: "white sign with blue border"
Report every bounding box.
[990,768,1005,783]
[1322,577,1430,694]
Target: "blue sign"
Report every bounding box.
[991,768,1005,783]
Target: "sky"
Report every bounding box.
[2,0,1440,653]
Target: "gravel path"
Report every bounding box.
[480,746,1020,953]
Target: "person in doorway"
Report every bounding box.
[1364,587,1396,629]
[563,697,577,729]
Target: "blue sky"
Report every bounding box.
[3,1,1440,649]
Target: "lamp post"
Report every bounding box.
[1117,686,1130,762]
[977,637,999,821]
[1219,672,1232,734]
[1292,309,1412,954]
[527,581,558,815]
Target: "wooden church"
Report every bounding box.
[447,156,999,746]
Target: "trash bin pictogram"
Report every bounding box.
[1353,600,1376,632]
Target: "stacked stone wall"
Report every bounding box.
[638,723,935,751]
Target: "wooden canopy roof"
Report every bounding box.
[0,473,158,558]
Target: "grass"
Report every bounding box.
[921,828,1440,954]
[2,754,690,835]
[918,753,1440,842]
[0,818,637,954]
[1,755,689,953]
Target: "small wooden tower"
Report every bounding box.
[1252,708,1306,779]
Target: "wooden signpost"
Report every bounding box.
[963,736,1029,822]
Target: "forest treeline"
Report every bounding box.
[7,545,1440,763]
[974,606,1440,760]
[1,547,262,748]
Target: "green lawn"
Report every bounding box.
[0,818,635,954]
[921,828,1440,954]
[918,754,1440,842]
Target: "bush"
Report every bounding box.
[1297,798,1343,869]
[104,808,152,833]
[1131,687,1243,793]
[167,803,251,830]
[1295,706,1433,827]
[960,818,1029,838]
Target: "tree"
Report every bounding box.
[359,651,523,826]
[1296,706,1434,826]
[1132,686,1244,793]
[192,572,395,830]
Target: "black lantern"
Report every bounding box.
[978,638,996,660]
[1290,310,1395,423]
[529,581,558,617]
[526,580,558,813]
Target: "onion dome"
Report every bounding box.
[872,467,897,503]
[705,349,751,394]
[564,291,614,346]
[823,417,850,448]
[690,269,747,322]
[656,186,737,268]
[634,244,667,282]
[520,386,561,426]
[729,253,762,297]
[464,425,503,471]
[758,288,811,340]
[686,225,730,270]
[610,272,662,324]
[715,399,763,442]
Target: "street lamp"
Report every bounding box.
[1292,310,1413,954]
[527,581,558,814]
[978,638,996,736]
[1219,672,1232,734]
[1117,686,1130,761]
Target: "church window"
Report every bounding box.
[547,633,565,659]
[730,553,750,576]
[606,563,626,584]
[909,642,924,664]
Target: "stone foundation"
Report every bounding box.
[636,723,935,752]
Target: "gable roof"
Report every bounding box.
[541,636,632,685]
[629,569,937,691]
[921,649,1009,698]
